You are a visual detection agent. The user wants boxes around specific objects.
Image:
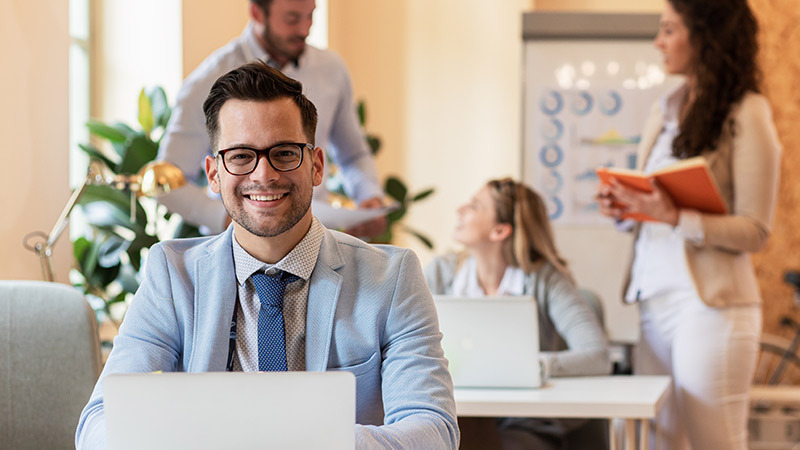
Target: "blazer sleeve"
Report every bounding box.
[697,94,782,252]
[75,244,183,449]
[355,250,460,450]
[537,266,612,377]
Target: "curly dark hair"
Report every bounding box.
[669,0,762,159]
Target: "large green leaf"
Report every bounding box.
[127,232,159,271]
[138,88,155,135]
[116,264,141,296]
[118,135,158,174]
[403,226,435,249]
[97,234,131,268]
[367,135,381,155]
[412,188,435,203]
[387,205,406,222]
[148,86,171,130]
[89,261,121,294]
[385,176,407,202]
[78,184,148,228]
[73,237,92,264]
[86,120,128,143]
[357,100,366,126]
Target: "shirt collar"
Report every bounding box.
[232,217,324,285]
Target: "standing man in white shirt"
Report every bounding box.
[157,0,385,237]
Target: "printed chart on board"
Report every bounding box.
[523,40,682,225]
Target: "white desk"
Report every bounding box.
[454,375,671,450]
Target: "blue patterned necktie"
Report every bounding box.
[252,271,299,371]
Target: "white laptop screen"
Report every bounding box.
[433,295,543,388]
[104,371,355,450]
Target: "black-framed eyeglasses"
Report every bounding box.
[215,143,313,175]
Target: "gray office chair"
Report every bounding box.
[0,280,102,450]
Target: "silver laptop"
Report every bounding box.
[434,295,544,388]
[104,371,355,450]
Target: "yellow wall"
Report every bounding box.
[1,1,72,281]
[182,0,250,77]
[534,0,663,12]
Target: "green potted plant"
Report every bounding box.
[326,100,435,248]
[72,87,199,336]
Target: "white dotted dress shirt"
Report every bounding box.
[230,218,324,371]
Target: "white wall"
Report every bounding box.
[95,0,183,126]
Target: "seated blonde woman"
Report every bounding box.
[425,178,611,450]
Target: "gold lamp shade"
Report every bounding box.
[138,161,186,197]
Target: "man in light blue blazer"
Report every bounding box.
[76,61,458,449]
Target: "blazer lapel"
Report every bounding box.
[637,104,664,170]
[305,228,344,372]
[190,228,238,372]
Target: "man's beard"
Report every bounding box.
[262,24,305,62]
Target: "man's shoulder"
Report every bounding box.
[302,45,348,73]
[150,233,226,262]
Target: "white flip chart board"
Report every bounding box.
[521,12,683,342]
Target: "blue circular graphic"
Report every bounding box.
[599,90,623,116]
[539,91,563,115]
[547,196,563,220]
[543,169,563,194]
[570,91,593,116]
[542,118,564,141]
[539,144,564,168]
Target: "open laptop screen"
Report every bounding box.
[104,371,355,450]
[433,295,543,389]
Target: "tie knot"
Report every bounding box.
[252,271,298,308]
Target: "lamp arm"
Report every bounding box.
[47,176,90,247]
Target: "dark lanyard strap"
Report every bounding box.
[225,297,239,372]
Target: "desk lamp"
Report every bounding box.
[23,160,185,281]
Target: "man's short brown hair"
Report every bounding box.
[203,60,318,150]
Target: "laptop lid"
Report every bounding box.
[104,371,355,450]
[434,295,542,388]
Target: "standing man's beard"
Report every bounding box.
[262,26,306,62]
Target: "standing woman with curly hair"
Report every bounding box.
[597,0,781,448]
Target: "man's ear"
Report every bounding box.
[311,146,324,187]
[489,223,513,243]
[205,155,221,194]
[250,2,266,25]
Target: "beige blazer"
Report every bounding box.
[624,91,782,307]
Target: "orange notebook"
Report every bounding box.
[596,156,727,222]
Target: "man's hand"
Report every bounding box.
[596,178,679,225]
[345,197,388,239]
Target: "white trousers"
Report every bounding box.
[635,291,761,450]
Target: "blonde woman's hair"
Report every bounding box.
[486,178,572,280]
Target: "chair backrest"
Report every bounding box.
[0,280,102,450]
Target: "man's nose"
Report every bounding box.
[250,154,280,181]
[297,17,312,37]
